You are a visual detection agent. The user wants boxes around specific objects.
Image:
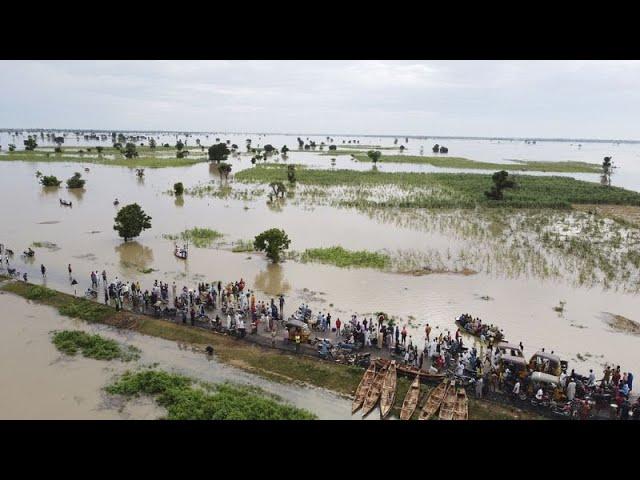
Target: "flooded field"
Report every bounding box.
[1,133,640,390]
[0,290,353,419]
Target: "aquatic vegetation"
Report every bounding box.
[231,239,255,253]
[235,165,640,209]
[52,329,140,361]
[105,370,316,420]
[39,175,62,187]
[31,241,60,251]
[352,153,601,173]
[301,246,391,269]
[163,228,224,248]
[20,285,58,301]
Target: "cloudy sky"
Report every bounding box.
[1,60,639,139]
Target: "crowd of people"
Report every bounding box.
[1,251,637,419]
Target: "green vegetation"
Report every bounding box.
[208,143,231,162]
[123,142,139,158]
[173,182,184,196]
[0,151,207,168]
[1,282,113,322]
[231,239,255,252]
[105,370,315,420]
[163,228,224,248]
[39,175,62,187]
[254,228,291,263]
[235,165,640,209]
[301,246,391,269]
[114,203,152,241]
[66,172,85,189]
[52,330,140,361]
[367,150,382,164]
[352,153,602,173]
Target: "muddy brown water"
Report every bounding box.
[0,291,356,419]
[0,157,639,381]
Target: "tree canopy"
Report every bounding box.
[485,170,516,200]
[367,150,382,164]
[66,172,86,189]
[113,203,152,241]
[208,143,231,163]
[254,228,291,263]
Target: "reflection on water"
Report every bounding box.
[254,263,291,296]
[68,188,85,201]
[40,186,60,198]
[115,241,154,271]
[174,196,184,207]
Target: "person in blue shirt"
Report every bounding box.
[627,372,634,391]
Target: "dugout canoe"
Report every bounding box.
[418,378,449,420]
[380,361,397,419]
[399,375,421,420]
[352,363,376,414]
[438,380,458,420]
[361,364,388,417]
[452,387,468,421]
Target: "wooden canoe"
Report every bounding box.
[375,358,446,381]
[380,361,397,419]
[418,379,449,420]
[438,380,457,420]
[361,364,388,417]
[352,364,377,414]
[452,387,468,420]
[399,375,421,420]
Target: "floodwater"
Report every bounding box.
[1,133,639,384]
[0,290,354,419]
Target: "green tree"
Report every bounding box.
[485,170,516,200]
[601,156,614,186]
[287,164,296,183]
[263,144,275,154]
[254,228,291,263]
[328,145,337,151]
[113,203,152,241]
[66,172,86,189]
[117,133,126,144]
[174,182,184,196]
[399,145,405,152]
[218,162,232,180]
[8,144,16,152]
[208,143,231,163]
[149,138,156,149]
[96,146,104,154]
[269,181,287,198]
[24,137,38,151]
[124,143,139,158]
[40,175,62,187]
[176,139,184,151]
[432,144,440,153]
[367,150,382,164]
[281,145,289,156]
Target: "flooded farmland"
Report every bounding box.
[1,133,640,382]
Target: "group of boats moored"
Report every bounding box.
[352,360,468,420]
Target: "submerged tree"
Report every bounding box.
[485,170,516,200]
[254,228,291,263]
[24,136,38,151]
[281,145,289,157]
[40,175,62,187]
[113,203,152,241]
[218,162,232,180]
[367,150,382,164]
[124,143,139,158]
[66,172,86,189]
[174,182,184,196]
[208,143,231,163]
[269,181,287,198]
[149,138,156,149]
[432,144,440,153]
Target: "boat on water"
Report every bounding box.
[174,244,188,259]
[418,378,449,420]
[361,364,388,417]
[380,361,397,419]
[59,199,72,207]
[352,364,376,414]
[452,387,468,420]
[400,375,421,420]
[438,380,457,420]
[455,313,504,343]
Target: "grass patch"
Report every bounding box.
[52,330,140,361]
[352,153,602,173]
[163,228,224,248]
[231,239,255,253]
[1,282,112,322]
[300,246,391,269]
[235,165,640,209]
[105,370,316,420]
